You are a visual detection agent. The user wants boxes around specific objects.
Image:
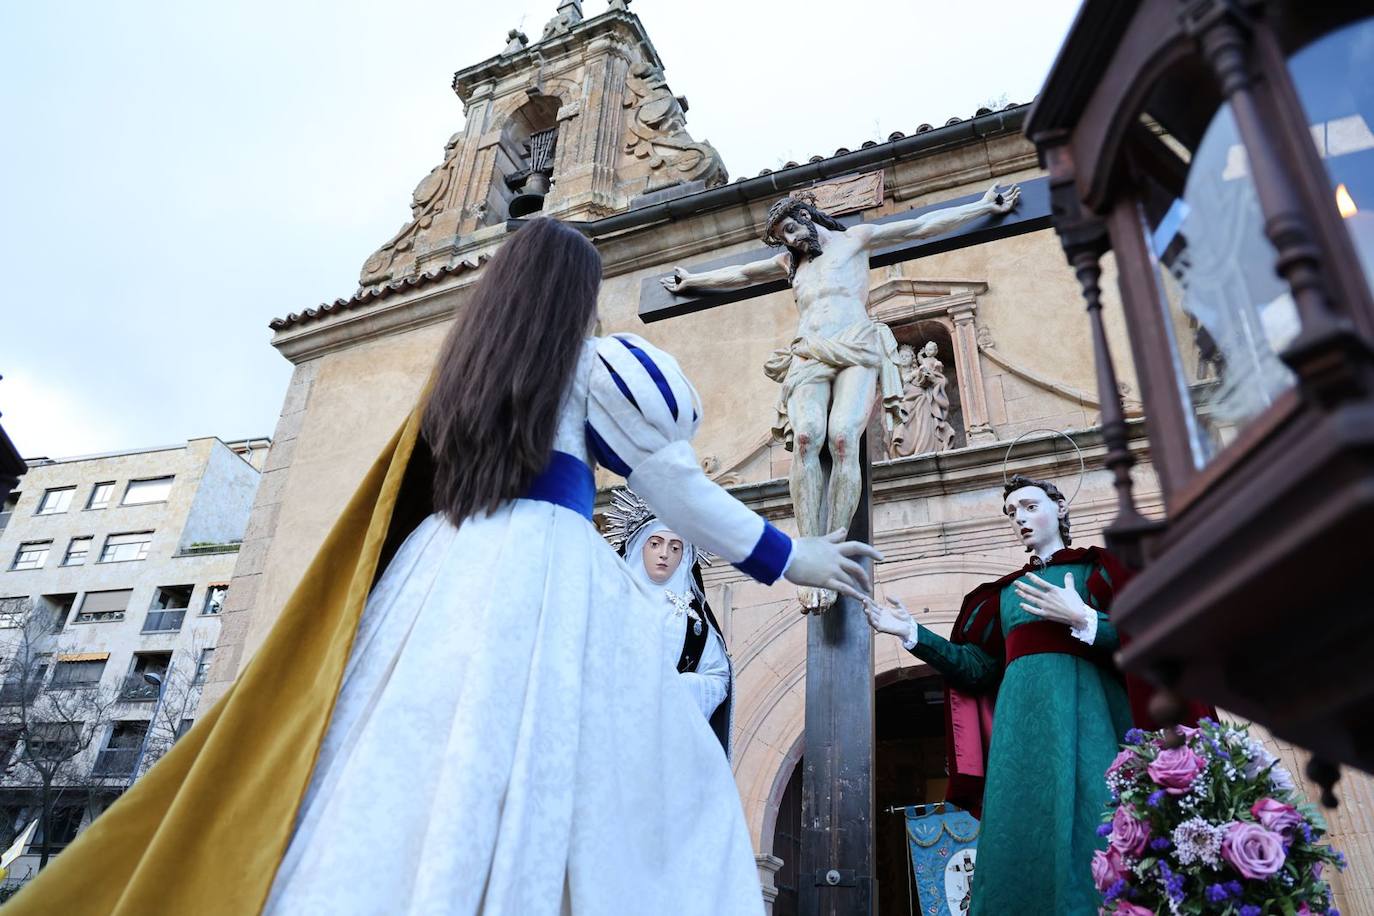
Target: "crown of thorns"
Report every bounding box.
[763,191,823,247]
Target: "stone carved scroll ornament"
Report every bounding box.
[359,131,465,286]
[623,61,728,192]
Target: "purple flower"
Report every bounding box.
[1312,861,1324,881]
[1147,789,1165,807]
[1124,728,1146,745]
[1148,745,1207,795]
[1109,805,1151,857]
[1240,906,1261,916]
[1336,851,1348,870]
[1206,883,1230,903]
[1150,837,1171,852]
[1104,877,1128,904]
[1221,821,1287,879]
[1096,823,1112,838]
[1158,861,1184,902]
[1106,748,1136,778]
[1111,903,1154,916]
[1092,848,1127,892]
[1252,798,1305,839]
[1225,880,1242,896]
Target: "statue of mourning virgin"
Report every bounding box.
[607,489,733,753]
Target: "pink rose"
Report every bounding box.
[1091,848,1127,891]
[1147,745,1206,795]
[1251,797,1304,839]
[1106,749,1136,778]
[1221,821,1287,879]
[1111,903,1154,916]
[1109,805,1151,857]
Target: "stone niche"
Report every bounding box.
[868,278,997,449]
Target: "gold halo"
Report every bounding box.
[1000,428,1086,504]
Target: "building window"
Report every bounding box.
[194,648,215,685]
[30,803,84,850]
[92,721,147,778]
[202,584,228,616]
[0,596,28,628]
[11,541,51,571]
[0,491,19,531]
[36,487,75,516]
[98,531,152,563]
[0,653,48,705]
[175,718,195,740]
[41,593,77,633]
[86,481,115,510]
[120,477,173,506]
[50,658,107,690]
[0,726,20,768]
[27,721,83,763]
[75,588,133,624]
[143,585,192,633]
[62,536,93,566]
[121,653,171,701]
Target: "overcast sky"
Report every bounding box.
[0,0,1080,459]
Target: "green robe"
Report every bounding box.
[912,559,1134,915]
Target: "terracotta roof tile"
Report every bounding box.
[269,255,488,332]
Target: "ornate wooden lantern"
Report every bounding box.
[1026,2,1374,794]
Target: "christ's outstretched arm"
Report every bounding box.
[860,183,1020,249]
[660,251,790,293]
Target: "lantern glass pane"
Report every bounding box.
[1289,17,1374,299]
[1139,105,1297,472]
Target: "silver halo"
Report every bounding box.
[1000,428,1086,505]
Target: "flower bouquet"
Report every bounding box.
[1095,718,1346,915]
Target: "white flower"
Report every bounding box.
[1172,816,1224,867]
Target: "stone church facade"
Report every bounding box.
[202,3,1372,912]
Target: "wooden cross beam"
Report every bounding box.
[636,175,1051,916]
[638,176,1050,322]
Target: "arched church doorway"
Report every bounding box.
[768,672,949,916]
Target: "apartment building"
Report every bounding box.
[0,435,265,879]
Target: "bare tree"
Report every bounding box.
[135,629,212,778]
[0,604,120,868]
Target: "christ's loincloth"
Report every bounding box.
[763,319,906,451]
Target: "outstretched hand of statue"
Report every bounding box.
[981,183,1021,215]
[660,267,690,292]
[1014,573,1092,630]
[861,595,915,639]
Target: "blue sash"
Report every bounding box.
[521,450,595,520]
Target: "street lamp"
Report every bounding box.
[129,671,166,784]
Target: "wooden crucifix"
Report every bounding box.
[639,176,1050,916]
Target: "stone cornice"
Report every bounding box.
[269,110,1041,362]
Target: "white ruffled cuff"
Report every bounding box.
[1070,610,1098,645]
[901,619,920,652]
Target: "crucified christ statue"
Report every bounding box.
[662,183,1020,611]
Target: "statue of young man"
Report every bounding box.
[662,186,1019,611]
[863,474,1148,914]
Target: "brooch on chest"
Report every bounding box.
[665,590,704,635]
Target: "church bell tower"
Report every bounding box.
[358,0,727,289]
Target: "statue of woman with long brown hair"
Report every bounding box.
[8,217,878,916]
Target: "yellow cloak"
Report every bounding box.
[6,406,430,914]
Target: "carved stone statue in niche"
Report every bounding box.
[623,61,728,192]
[359,131,464,286]
[890,341,956,458]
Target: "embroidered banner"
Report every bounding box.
[905,803,980,916]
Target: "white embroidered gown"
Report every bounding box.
[264,335,793,916]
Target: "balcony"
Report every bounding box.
[91,748,138,778]
[141,610,185,633]
[75,610,125,625]
[119,673,162,702]
[0,682,41,705]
